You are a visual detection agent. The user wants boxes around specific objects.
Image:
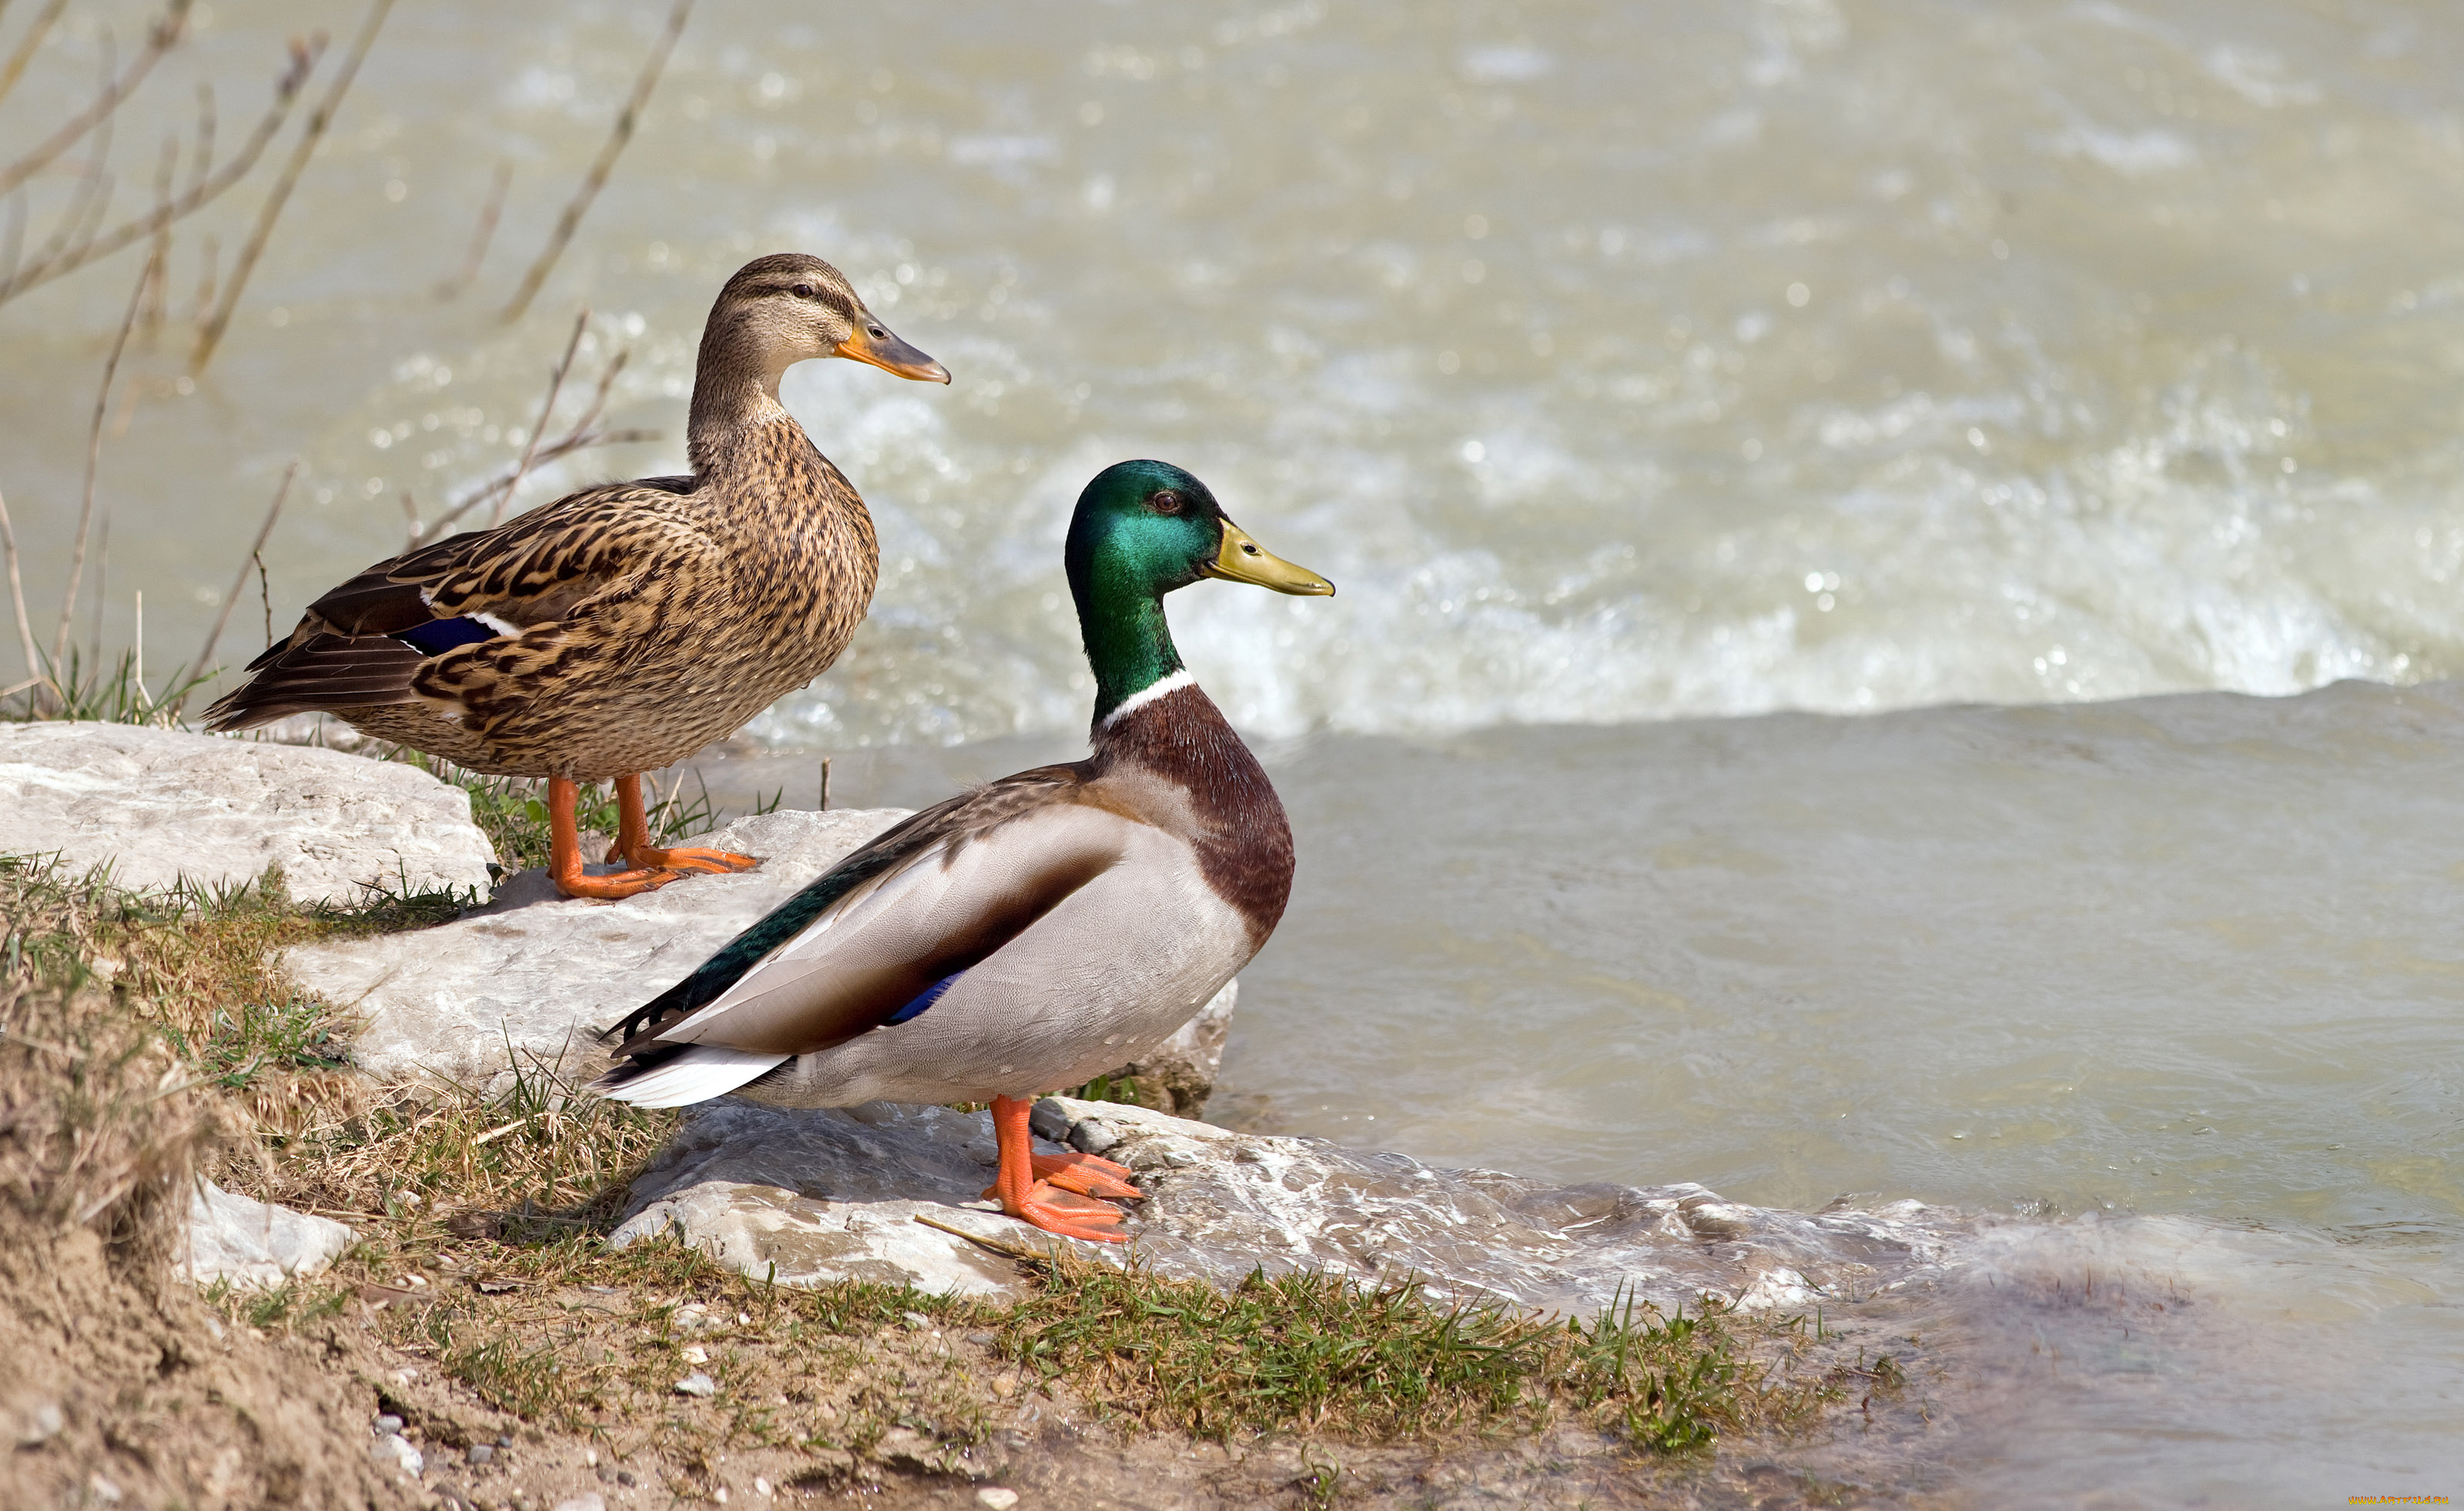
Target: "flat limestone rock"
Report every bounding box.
[287,809,909,1085]
[176,1180,354,1289]
[0,722,493,905]
[610,1097,1963,1314]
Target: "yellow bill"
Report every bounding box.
[1204,521,1336,596]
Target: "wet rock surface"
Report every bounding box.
[0,721,493,905]
[176,1180,354,1289]
[613,1096,1962,1314]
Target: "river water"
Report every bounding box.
[4,0,2461,1499]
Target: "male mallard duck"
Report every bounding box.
[205,253,947,900]
[589,460,1334,1241]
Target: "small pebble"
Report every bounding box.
[715,1489,730,1505]
[674,1372,718,1398]
[371,1434,423,1477]
[372,1414,404,1436]
[549,1496,606,1511]
[584,1447,598,1467]
[680,1345,709,1365]
[901,1310,934,1331]
[754,1477,773,1497]
[977,1489,1021,1509]
[467,1444,494,1466]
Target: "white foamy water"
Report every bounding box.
[5,0,2463,1499]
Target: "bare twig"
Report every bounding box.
[0,38,316,306]
[88,514,108,662]
[436,159,511,301]
[20,31,120,284]
[411,422,654,544]
[0,0,72,112]
[141,135,176,330]
[190,231,216,323]
[2,190,23,285]
[490,307,586,528]
[191,0,393,374]
[187,80,216,196]
[500,0,693,323]
[0,0,190,199]
[186,460,295,690]
[53,245,155,673]
[0,483,40,687]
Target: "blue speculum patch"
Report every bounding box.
[886,971,963,1026]
[395,617,500,655]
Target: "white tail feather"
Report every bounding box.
[596,1046,788,1108]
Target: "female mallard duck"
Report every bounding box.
[203,253,947,900]
[589,460,1334,1242]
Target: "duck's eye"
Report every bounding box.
[867,324,886,339]
[792,282,815,298]
[1150,490,1184,514]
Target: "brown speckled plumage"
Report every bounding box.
[206,254,945,780]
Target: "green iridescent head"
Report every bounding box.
[1063,460,1334,721]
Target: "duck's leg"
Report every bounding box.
[610,772,759,876]
[985,1094,1131,1243]
[549,776,685,900]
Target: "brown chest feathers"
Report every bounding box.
[1088,683,1296,945]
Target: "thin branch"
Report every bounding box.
[435,158,510,301]
[0,0,190,199]
[413,424,654,544]
[490,307,586,527]
[191,0,393,374]
[187,80,216,196]
[0,483,40,688]
[0,189,22,287]
[142,134,176,331]
[88,513,108,662]
[190,231,216,323]
[500,0,693,323]
[175,461,293,719]
[0,38,316,306]
[0,0,75,114]
[53,244,155,672]
[19,31,120,284]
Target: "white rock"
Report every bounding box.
[286,809,907,1085]
[551,1496,607,1511]
[371,1434,422,1478]
[0,722,493,906]
[976,1490,1021,1510]
[673,1372,717,1398]
[611,1097,1966,1313]
[176,1179,353,1289]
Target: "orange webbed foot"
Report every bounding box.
[611,843,759,876]
[554,866,687,900]
[1031,1151,1141,1200]
[1009,1184,1132,1245]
